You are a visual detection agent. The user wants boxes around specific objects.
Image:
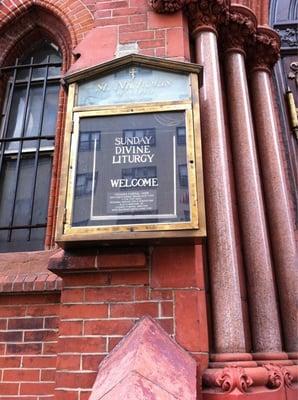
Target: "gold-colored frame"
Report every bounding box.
[56,67,206,246]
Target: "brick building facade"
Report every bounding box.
[0,0,297,399]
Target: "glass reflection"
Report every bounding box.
[72,111,190,227]
[5,84,59,151]
[6,87,26,139]
[0,155,52,228]
[42,85,60,135]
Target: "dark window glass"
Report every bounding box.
[179,164,188,187]
[123,128,156,146]
[75,172,98,197]
[176,126,186,145]
[72,112,191,227]
[122,166,157,179]
[0,40,62,252]
[79,131,101,152]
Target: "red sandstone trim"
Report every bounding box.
[0,0,94,45]
[149,0,271,26]
[48,249,148,273]
[0,250,61,293]
[0,273,62,294]
[45,88,68,248]
[0,5,76,250]
[203,364,298,391]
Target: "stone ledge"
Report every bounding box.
[49,249,147,274]
[0,249,61,293]
[0,272,62,293]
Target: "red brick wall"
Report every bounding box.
[92,0,190,60]
[0,0,190,64]
[0,292,60,399]
[0,246,208,399]
[50,245,208,400]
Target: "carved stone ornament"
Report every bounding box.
[148,0,230,34]
[248,26,281,72]
[288,61,298,87]
[276,26,298,48]
[264,364,284,389]
[281,367,294,388]
[215,365,253,393]
[222,5,257,53]
[264,364,294,389]
[148,0,195,13]
[187,0,230,35]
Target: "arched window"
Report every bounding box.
[0,40,62,252]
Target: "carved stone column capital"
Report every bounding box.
[248,26,281,72]
[222,5,257,55]
[188,0,230,36]
[148,0,230,35]
[148,0,194,13]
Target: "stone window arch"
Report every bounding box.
[0,5,77,251]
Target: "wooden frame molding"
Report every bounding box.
[56,54,206,247]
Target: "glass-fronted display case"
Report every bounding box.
[56,54,205,245]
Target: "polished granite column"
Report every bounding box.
[249,27,298,354]
[223,7,283,354]
[191,1,248,355]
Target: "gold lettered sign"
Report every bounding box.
[77,66,191,106]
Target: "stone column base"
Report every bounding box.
[202,364,298,400]
[203,386,297,400]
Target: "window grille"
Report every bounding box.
[0,41,62,252]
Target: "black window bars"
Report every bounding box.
[0,43,62,252]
